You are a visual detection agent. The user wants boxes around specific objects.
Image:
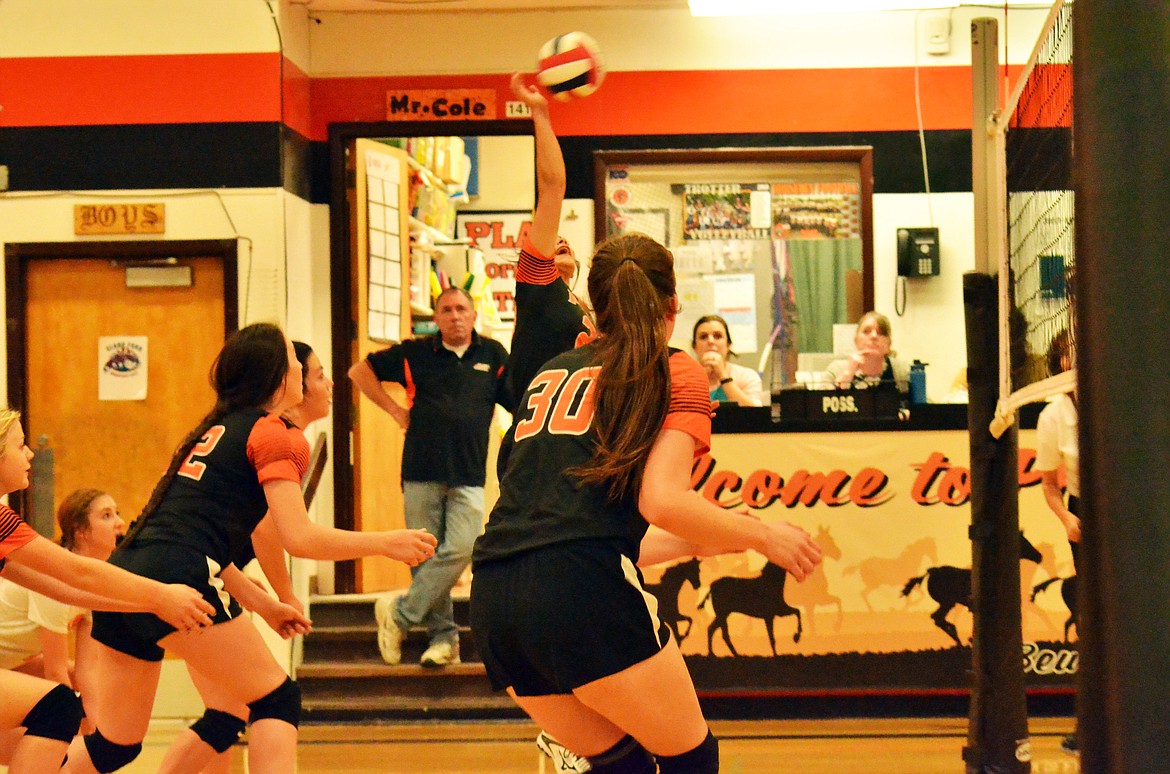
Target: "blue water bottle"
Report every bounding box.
[909,360,927,404]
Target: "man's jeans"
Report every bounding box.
[394,481,484,646]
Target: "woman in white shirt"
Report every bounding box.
[1034,330,1080,579]
[0,489,123,680]
[1033,328,1079,755]
[826,311,909,390]
[691,315,765,406]
[0,489,125,764]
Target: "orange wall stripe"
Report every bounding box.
[309,67,1008,142]
[283,56,313,139]
[0,55,1025,141]
[0,53,282,127]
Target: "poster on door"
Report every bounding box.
[455,211,531,321]
[98,336,148,401]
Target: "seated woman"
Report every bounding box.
[0,489,123,684]
[826,311,909,390]
[0,489,125,765]
[691,315,764,406]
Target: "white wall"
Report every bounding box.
[873,192,974,401]
[0,0,279,57]
[309,5,1052,75]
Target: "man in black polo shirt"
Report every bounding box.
[349,287,510,667]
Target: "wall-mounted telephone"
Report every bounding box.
[897,227,940,277]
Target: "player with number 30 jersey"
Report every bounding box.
[474,345,710,566]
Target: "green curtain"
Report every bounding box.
[787,238,862,353]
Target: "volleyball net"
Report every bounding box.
[989,0,1076,437]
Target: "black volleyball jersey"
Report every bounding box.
[0,504,38,572]
[474,344,711,567]
[506,238,596,407]
[124,409,309,570]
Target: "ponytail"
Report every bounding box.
[123,323,290,544]
[570,234,676,503]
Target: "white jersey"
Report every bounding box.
[0,576,85,669]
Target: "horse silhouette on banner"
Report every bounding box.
[901,532,1043,646]
[698,562,801,657]
[843,537,937,611]
[1031,574,1078,641]
[785,525,844,634]
[644,557,702,643]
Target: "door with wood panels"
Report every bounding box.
[351,139,412,593]
[20,256,226,527]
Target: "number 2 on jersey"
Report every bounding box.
[514,367,599,442]
[177,425,227,481]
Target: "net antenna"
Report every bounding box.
[987,0,1076,438]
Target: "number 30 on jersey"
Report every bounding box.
[513,367,598,442]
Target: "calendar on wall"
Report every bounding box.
[362,148,404,342]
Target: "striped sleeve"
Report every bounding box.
[247,415,311,485]
[663,351,713,456]
[0,504,39,561]
[516,237,559,286]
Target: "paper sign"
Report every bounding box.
[98,336,147,401]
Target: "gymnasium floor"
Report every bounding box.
[33,716,1078,773]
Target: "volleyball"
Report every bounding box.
[536,32,605,101]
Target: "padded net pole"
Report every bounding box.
[963,274,1030,774]
[1074,2,1170,771]
[963,17,1030,774]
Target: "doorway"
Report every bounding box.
[5,240,237,524]
[329,119,530,593]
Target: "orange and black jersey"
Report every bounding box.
[0,504,38,572]
[505,238,596,408]
[473,345,711,568]
[122,409,308,571]
[367,331,510,487]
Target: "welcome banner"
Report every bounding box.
[656,428,1077,693]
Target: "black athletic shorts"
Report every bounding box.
[92,541,238,661]
[470,538,670,696]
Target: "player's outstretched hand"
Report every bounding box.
[761,522,823,582]
[258,598,313,640]
[510,72,548,112]
[157,584,216,632]
[383,529,438,567]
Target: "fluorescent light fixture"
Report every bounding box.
[689,0,1051,14]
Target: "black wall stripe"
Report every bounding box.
[3,124,1068,204]
[0,123,284,192]
[558,130,977,199]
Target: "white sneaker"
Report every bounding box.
[374,596,404,665]
[536,731,591,772]
[419,640,461,668]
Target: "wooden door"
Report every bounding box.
[352,139,413,593]
[21,256,226,525]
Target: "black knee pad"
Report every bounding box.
[587,734,656,774]
[657,729,719,774]
[84,728,143,773]
[21,684,83,742]
[190,709,247,753]
[247,677,301,728]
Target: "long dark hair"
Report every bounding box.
[570,233,676,503]
[124,323,291,542]
[293,340,313,393]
